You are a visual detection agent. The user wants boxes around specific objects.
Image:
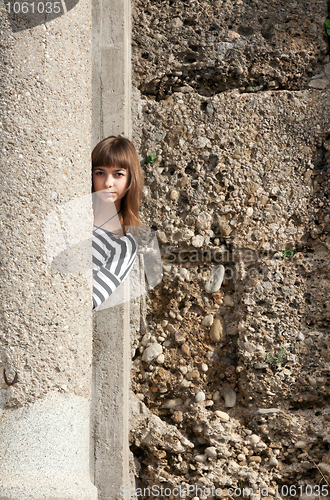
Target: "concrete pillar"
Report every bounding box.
[91,0,133,497]
[0,3,97,500]
[92,0,131,143]
[92,282,131,499]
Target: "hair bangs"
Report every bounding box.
[92,137,131,171]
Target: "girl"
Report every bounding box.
[91,135,144,309]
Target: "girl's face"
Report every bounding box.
[92,165,129,209]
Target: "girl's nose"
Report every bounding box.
[105,175,114,187]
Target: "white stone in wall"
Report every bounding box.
[142,343,163,362]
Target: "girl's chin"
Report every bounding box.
[97,193,116,201]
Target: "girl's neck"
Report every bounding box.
[93,199,124,234]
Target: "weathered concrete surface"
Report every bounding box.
[92,254,148,499]
[0,393,95,500]
[0,0,93,409]
[0,0,96,497]
[132,0,328,98]
[92,0,132,144]
[92,281,131,500]
[91,0,134,497]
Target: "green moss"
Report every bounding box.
[145,154,157,164]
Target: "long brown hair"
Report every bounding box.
[92,136,144,229]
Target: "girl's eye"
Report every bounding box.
[93,170,126,177]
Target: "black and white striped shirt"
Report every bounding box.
[92,226,137,309]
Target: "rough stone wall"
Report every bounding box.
[130,0,330,498]
[132,0,328,98]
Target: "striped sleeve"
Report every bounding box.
[92,228,137,309]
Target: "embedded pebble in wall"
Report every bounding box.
[191,235,204,248]
[223,295,234,307]
[196,212,212,230]
[249,435,260,445]
[213,391,220,401]
[162,398,184,409]
[201,314,214,327]
[157,231,167,243]
[179,378,191,388]
[141,333,151,346]
[195,391,206,403]
[308,78,329,89]
[205,446,217,459]
[210,317,225,343]
[142,343,163,363]
[255,408,283,415]
[317,463,330,475]
[223,383,236,408]
[205,265,225,293]
[214,410,230,422]
[172,411,183,423]
[186,370,200,381]
[195,137,211,149]
[181,344,190,355]
[170,190,179,201]
[156,354,164,364]
[238,322,246,332]
[308,376,317,387]
[254,362,268,369]
[175,329,186,344]
[180,229,194,242]
[325,63,330,78]
[294,440,307,449]
[206,350,218,362]
[166,324,176,334]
